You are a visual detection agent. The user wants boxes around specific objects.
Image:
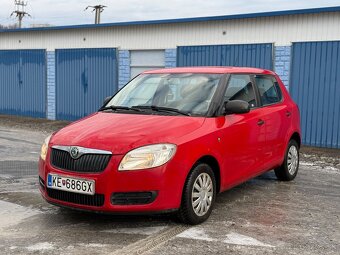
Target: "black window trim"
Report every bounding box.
[207,73,230,117]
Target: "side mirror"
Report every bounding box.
[224,100,250,115]
[103,96,111,106]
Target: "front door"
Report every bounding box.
[220,74,266,187]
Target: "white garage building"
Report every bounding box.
[0,6,339,148]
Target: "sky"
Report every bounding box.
[1,0,340,27]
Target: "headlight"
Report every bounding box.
[118,144,177,171]
[40,134,52,161]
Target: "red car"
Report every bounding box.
[39,67,301,224]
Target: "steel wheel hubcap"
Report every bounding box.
[287,145,299,175]
[192,173,213,216]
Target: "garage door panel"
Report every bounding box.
[20,50,47,117]
[130,50,165,79]
[56,49,86,121]
[85,48,117,117]
[177,44,273,69]
[291,41,340,148]
[0,51,20,115]
[56,48,118,121]
[130,50,165,66]
[0,50,46,118]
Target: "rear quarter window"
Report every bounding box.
[255,75,282,105]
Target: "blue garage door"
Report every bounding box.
[290,41,340,148]
[56,48,118,121]
[0,50,46,118]
[177,44,273,69]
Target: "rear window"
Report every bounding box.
[255,75,282,105]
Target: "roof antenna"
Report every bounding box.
[84,5,107,24]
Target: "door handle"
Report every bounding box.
[257,119,265,126]
[286,111,291,117]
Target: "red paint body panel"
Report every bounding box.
[39,68,301,213]
[50,113,206,155]
[144,67,275,75]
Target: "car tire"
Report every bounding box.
[274,139,300,181]
[178,163,216,225]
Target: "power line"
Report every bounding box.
[84,5,107,24]
[10,0,31,28]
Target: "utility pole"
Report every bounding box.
[11,0,31,28]
[85,5,107,24]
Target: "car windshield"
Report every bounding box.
[106,73,222,116]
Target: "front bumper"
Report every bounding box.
[38,152,186,213]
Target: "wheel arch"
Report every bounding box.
[193,155,221,194]
[290,132,301,148]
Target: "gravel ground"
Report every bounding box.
[0,115,70,133]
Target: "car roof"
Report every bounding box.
[143,66,275,75]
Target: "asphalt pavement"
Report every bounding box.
[0,120,339,255]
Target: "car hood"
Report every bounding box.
[50,112,205,154]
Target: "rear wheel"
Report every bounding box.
[275,140,300,181]
[178,163,216,225]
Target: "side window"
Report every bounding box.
[224,75,257,108]
[255,75,281,105]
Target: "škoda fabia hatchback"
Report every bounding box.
[39,67,301,224]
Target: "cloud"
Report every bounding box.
[0,0,339,27]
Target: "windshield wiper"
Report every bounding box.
[99,105,142,112]
[132,105,191,116]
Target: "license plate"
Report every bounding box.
[47,174,95,195]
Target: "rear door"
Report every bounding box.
[254,75,290,170]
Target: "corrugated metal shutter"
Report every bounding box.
[290,41,340,148]
[177,44,273,69]
[56,48,118,121]
[0,50,46,118]
[130,50,165,78]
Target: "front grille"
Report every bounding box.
[111,192,157,205]
[51,148,111,173]
[47,188,105,207]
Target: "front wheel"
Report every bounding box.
[178,163,216,225]
[275,140,300,181]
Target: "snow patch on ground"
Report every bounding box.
[223,232,274,247]
[177,227,215,242]
[177,228,274,247]
[323,166,340,174]
[300,161,340,174]
[27,242,54,251]
[83,243,108,248]
[300,161,315,166]
[0,200,40,230]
